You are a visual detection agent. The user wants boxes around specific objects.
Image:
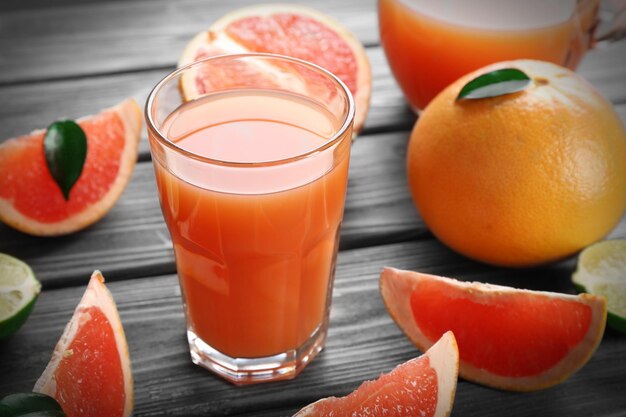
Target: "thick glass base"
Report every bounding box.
[188,322,328,385]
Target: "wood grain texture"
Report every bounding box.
[1,59,625,287]
[1,239,624,416]
[0,48,415,153]
[1,1,625,415]
[2,0,626,96]
[1,44,625,149]
[0,130,427,287]
[0,0,378,84]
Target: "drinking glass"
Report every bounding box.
[145,54,354,384]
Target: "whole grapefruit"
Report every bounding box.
[407,60,626,267]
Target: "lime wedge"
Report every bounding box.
[0,253,41,339]
[572,239,626,333]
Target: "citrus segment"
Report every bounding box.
[187,47,282,96]
[407,59,626,267]
[380,267,607,391]
[294,331,458,417]
[0,99,142,236]
[0,253,41,340]
[34,271,133,417]
[223,12,359,94]
[178,4,371,133]
[0,393,64,416]
[573,239,626,333]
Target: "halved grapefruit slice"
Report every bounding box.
[380,268,607,391]
[294,331,458,417]
[178,4,371,134]
[34,271,133,417]
[0,99,142,236]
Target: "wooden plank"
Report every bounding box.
[1,95,625,288]
[0,0,126,12]
[2,44,625,151]
[0,130,426,287]
[0,48,415,153]
[1,239,624,416]
[0,0,378,84]
[2,0,626,104]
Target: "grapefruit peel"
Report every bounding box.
[294,331,458,417]
[34,271,133,417]
[178,4,371,134]
[380,267,607,391]
[0,98,142,236]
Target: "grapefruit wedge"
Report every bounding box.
[34,271,133,417]
[294,331,458,417]
[0,99,142,236]
[178,4,371,133]
[380,268,607,391]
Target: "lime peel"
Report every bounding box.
[573,239,626,333]
[0,253,41,339]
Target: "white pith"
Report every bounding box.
[428,331,459,417]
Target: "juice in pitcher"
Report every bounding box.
[379,0,599,111]
[146,54,355,385]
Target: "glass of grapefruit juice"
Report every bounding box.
[379,0,602,111]
[146,54,354,384]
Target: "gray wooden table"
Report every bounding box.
[1,1,626,415]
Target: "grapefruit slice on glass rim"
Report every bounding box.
[380,267,607,391]
[178,4,371,134]
[0,98,142,236]
[34,271,133,417]
[294,331,458,417]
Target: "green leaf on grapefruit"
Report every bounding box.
[43,120,87,200]
[457,68,530,100]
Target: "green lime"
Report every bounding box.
[573,239,626,333]
[0,253,41,340]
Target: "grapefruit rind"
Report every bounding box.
[406,60,626,267]
[573,239,626,333]
[34,271,133,417]
[178,4,371,134]
[0,98,142,236]
[380,267,607,391]
[293,331,458,417]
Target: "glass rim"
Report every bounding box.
[145,52,355,168]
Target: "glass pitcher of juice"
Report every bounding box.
[379,0,612,112]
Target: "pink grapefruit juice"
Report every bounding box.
[379,0,598,111]
[153,90,351,358]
